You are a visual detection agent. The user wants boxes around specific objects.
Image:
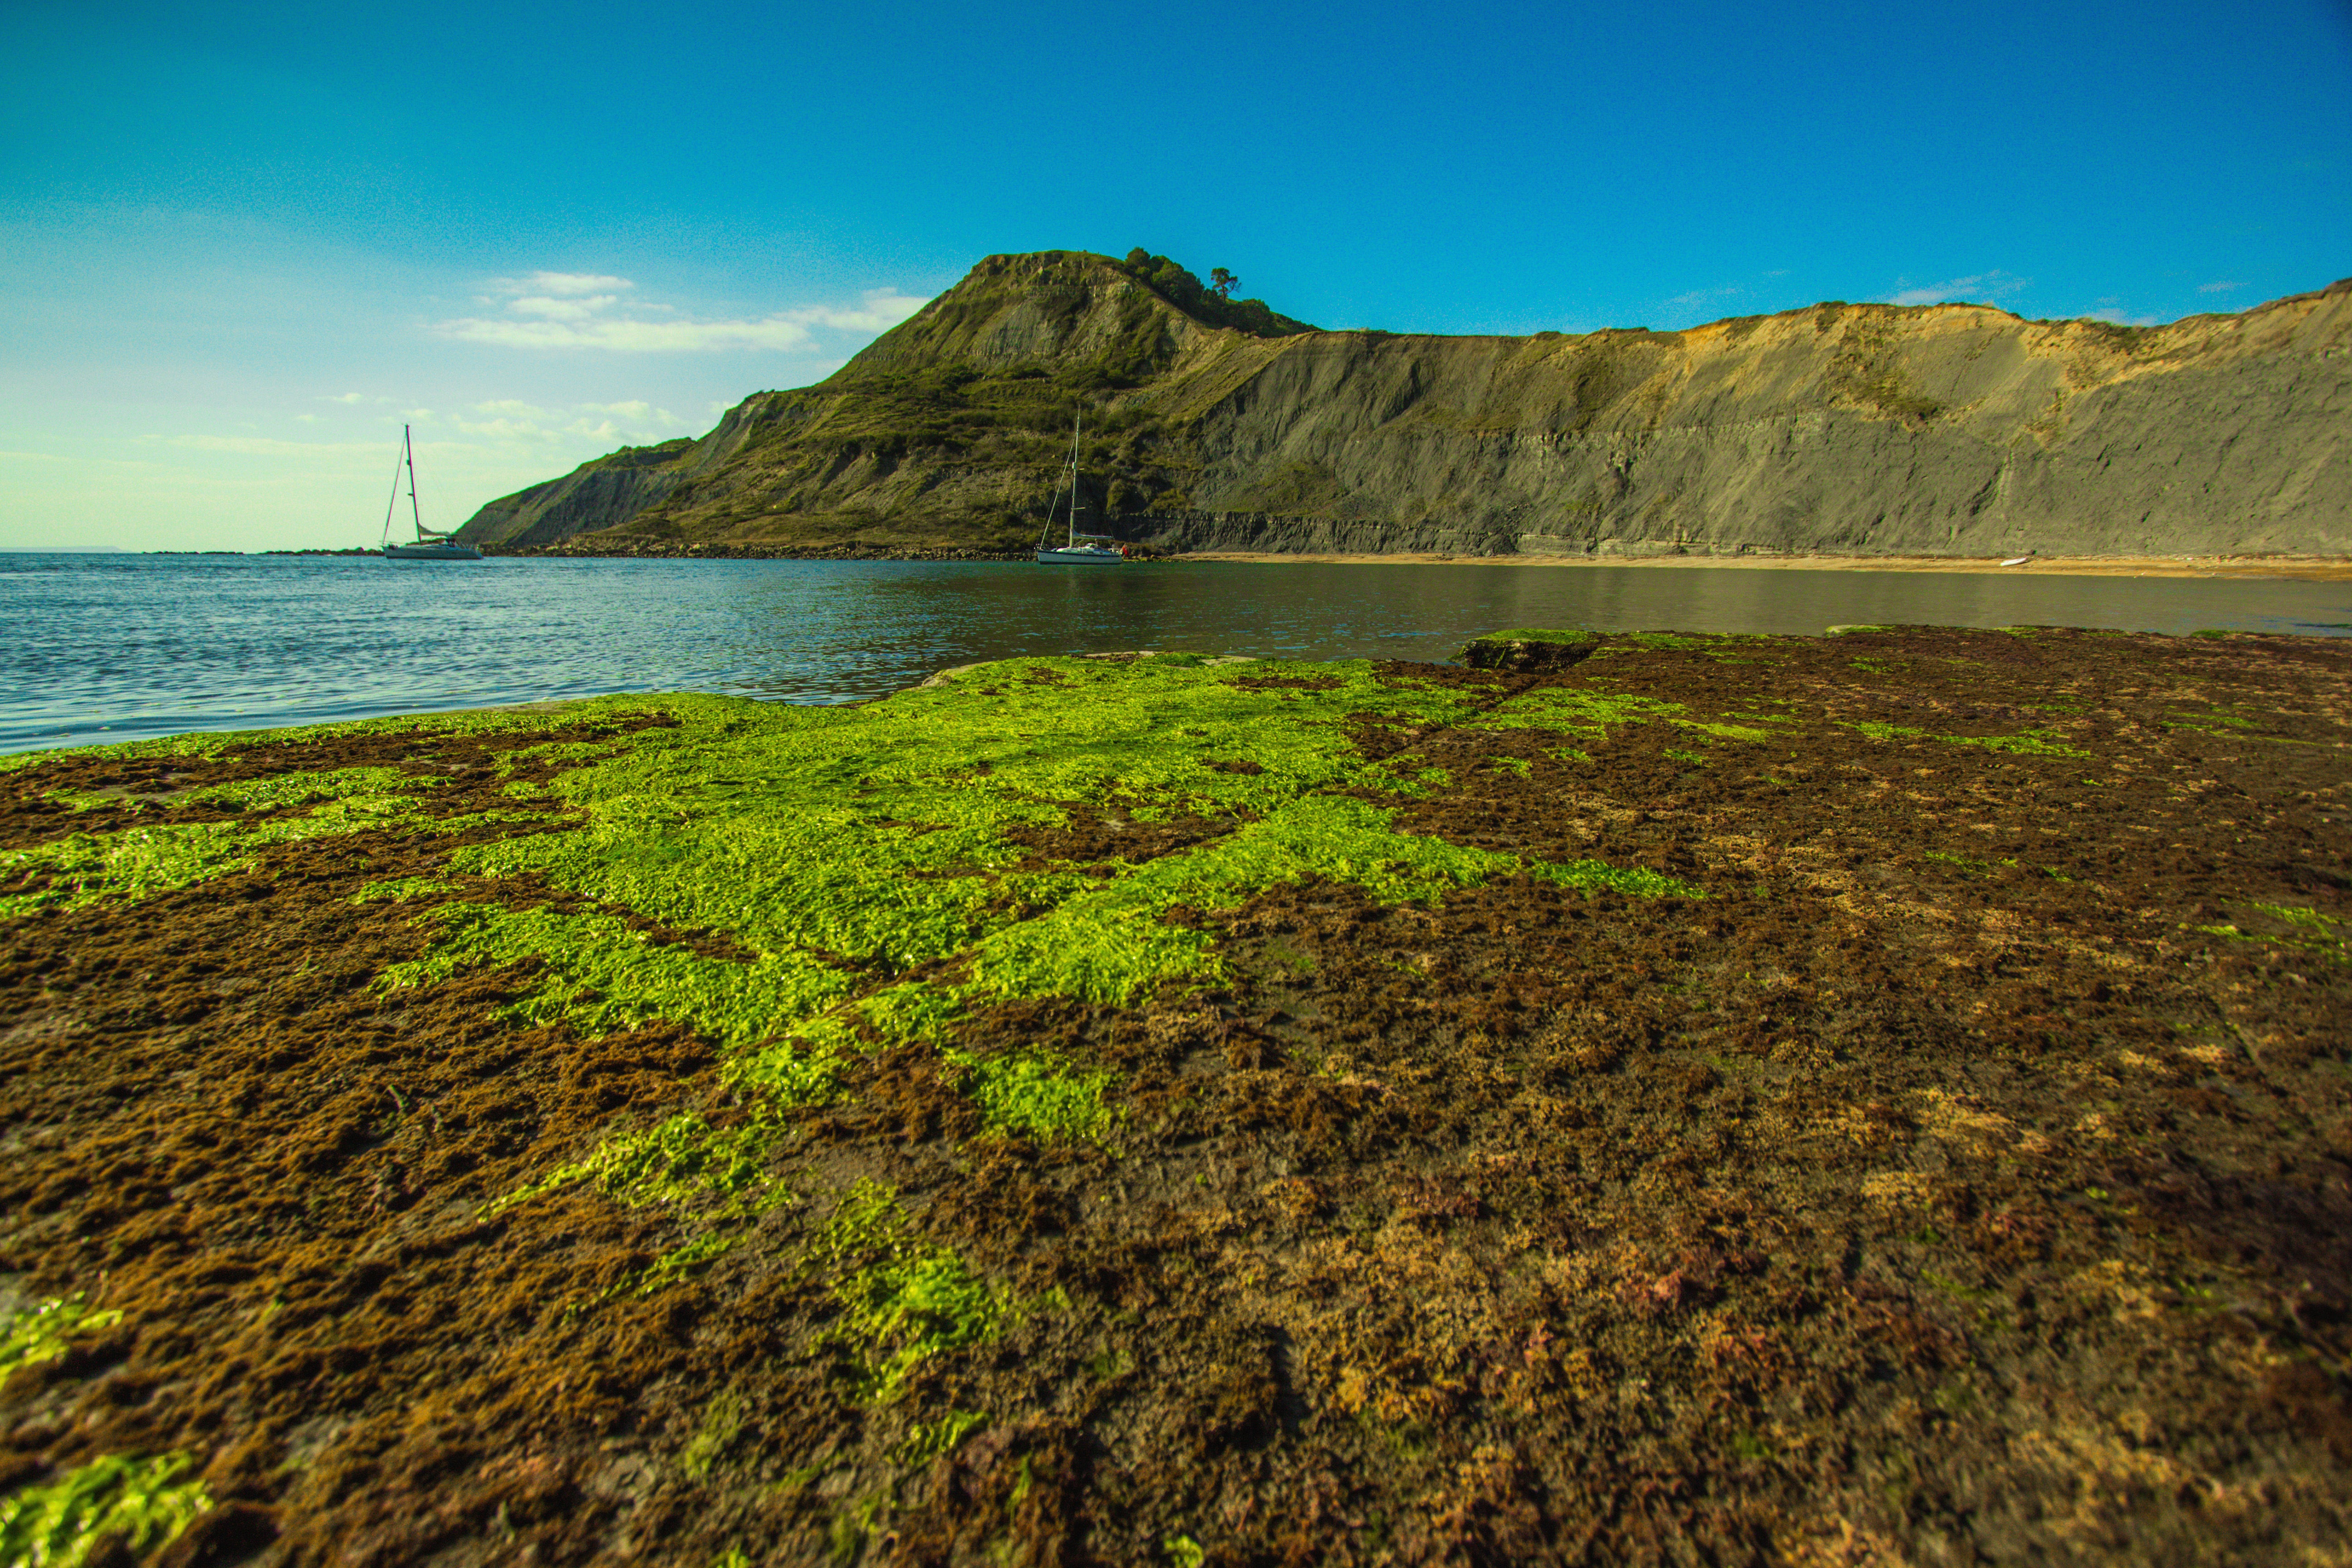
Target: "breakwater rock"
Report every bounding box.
[5,628,2349,1562]
[457,250,2352,560]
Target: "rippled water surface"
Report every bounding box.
[7,553,2348,753]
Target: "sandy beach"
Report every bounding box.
[1175,550,2352,580]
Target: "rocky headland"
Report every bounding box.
[457,250,2352,562]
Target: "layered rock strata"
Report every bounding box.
[458,252,2352,559]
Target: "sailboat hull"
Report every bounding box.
[1035,546,1125,565]
[383,542,483,560]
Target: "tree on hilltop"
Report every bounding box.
[1113,248,1316,338]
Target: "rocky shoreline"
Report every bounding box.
[3,627,2348,1564]
[475,538,2352,579]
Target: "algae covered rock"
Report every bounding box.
[5,630,2352,1563]
[1460,627,1601,671]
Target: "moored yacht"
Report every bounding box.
[1034,410,1127,565]
[381,426,482,560]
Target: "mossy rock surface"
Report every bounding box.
[3,627,2351,1564]
[1460,627,1602,670]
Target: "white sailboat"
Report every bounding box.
[1034,409,1127,565]
[380,425,482,560]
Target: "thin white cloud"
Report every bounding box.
[1885,270,2032,307]
[166,435,387,456]
[448,399,693,442]
[323,392,366,404]
[488,271,633,298]
[1662,283,1744,314]
[786,290,928,332]
[508,294,620,321]
[439,314,817,351]
[450,416,560,441]
[2198,279,2243,294]
[436,275,926,353]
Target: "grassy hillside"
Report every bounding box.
[456,257,2352,559]
[461,250,1298,555]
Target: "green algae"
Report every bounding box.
[681,1390,745,1481]
[0,1451,211,1568]
[951,1047,1120,1142]
[820,1181,1021,1401]
[1,765,549,919]
[2162,709,2261,736]
[180,765,441,813]
[1675,720,1778,745]
[1925,850,2074,883]
[1607,631,1777,663]
[350,875,456,904]
[489,1110,780,1219]
[720,1032,850,1109]
[1532,858,1700,898]
[2195,904,2347,962]
[2,777,436,916]
[892,1409,988,1466]
[970,795,1519,1002]
[382,902,856,1052]
[1469,627,1595,645]
[628,1231,745,1297]
[1464,685,1683,742]
[349,657,1700,1298]
[1845,721,2092,759]
[0,1295,122,1380]
[0,702,652,778]
[853,981,965,1045]
[408,661,1687,1025]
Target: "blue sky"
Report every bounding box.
[4,0,2347,550]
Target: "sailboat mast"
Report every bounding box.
[1067,408,1083,546]
[382,436,406,548]
[404,426,424,540]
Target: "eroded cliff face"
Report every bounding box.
[456,251,2352,558]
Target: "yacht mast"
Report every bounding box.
[405,426,424,540]
[382,428,405,548]
[1065,408,1083,546]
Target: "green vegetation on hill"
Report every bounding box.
[1112,248,1316,340]
[453,254,2352,560]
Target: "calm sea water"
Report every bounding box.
[6,552,2348,755]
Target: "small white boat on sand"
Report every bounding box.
[381,425,482,561]
[1034,410,1128,566]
